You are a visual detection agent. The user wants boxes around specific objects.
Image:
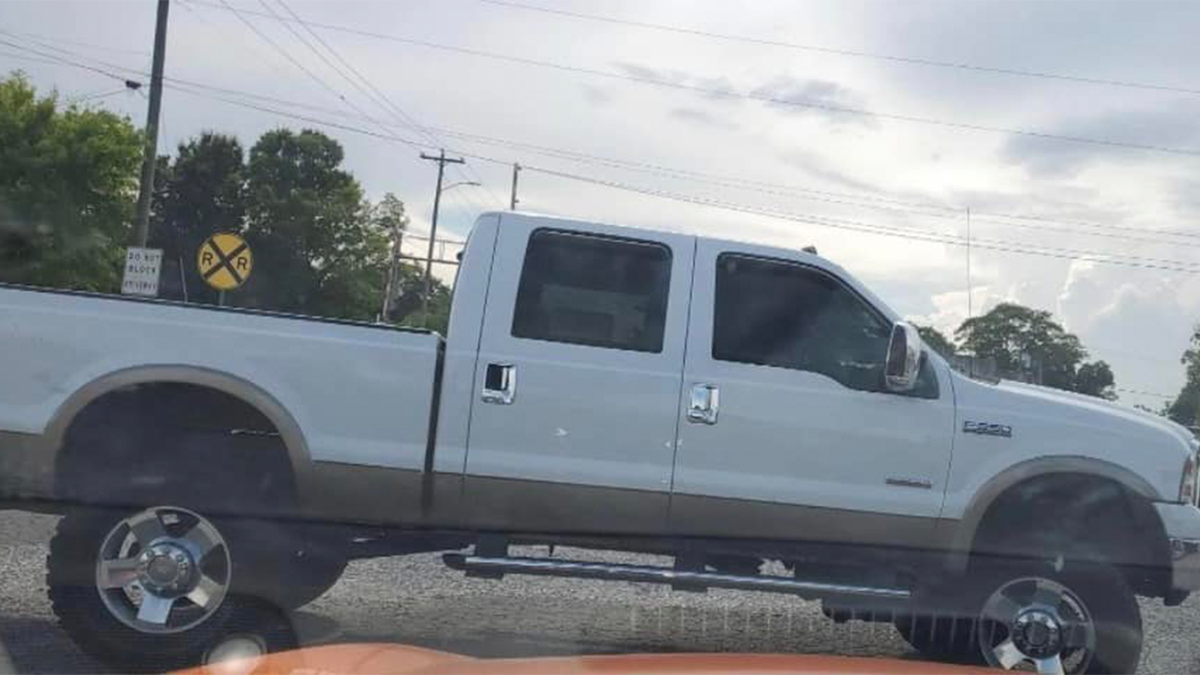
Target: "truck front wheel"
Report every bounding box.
[969,564,1141,674]
[46,506,293,672]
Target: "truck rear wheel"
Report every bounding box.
[48,506,254,672]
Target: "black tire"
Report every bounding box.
[223,518,347,610]
[970,562,1141,675]
[58,410,347,611]
[200,596,298,666]
[47,508,290,673]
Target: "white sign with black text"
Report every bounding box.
[121,247,163,297]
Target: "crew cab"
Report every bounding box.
[2,211,1199,674]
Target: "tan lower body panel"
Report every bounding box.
[305,463,946,550]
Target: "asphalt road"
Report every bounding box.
[1,511,1197,674]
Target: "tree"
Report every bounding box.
[0,72,141,292]
[1074,361,1116,400]
[370,191,453,332]
[915,324,956,360]
[1166,325,1200,428]
[241,128,388,321]
[150,132,246,304]
[374,192,408,318]
[382,259,452,332]
[956,302,1115,398]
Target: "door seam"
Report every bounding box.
[666,236,699,517]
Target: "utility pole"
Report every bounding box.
[419,149,465,325]
[380,223,404,321]
[510,162,521,210]
[132,0,170,247]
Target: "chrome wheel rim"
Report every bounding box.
[95,506,232,634]
[978,577,1096,675]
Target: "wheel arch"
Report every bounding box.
[44,365,315,501]
[945,456,1167,574]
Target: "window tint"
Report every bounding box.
[512,230,671,353]
[713,255,895,392]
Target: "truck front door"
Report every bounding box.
[463,216,694,534]
[669,240,955,550]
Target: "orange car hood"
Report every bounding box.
[178,644,996,675]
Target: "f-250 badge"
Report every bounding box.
[963,420,1013,438]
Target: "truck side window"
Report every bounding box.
[512,229,672,353]
[713,254,909,394]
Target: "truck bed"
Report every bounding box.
[0,284,444,487]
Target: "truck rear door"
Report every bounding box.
[462,215,694,534]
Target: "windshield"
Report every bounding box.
[2,2,1199,675]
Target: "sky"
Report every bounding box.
[3,0,1200,409]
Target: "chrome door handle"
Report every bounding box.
[482,363,516,405]
[687,383,719,424]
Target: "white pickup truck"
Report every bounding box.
[2,211,1199,674]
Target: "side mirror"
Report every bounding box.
[885,321,922,392]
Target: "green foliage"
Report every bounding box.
[1074,360,1116,400]
[371,191,452,332]
[956,302,1114,398]
[384,259,452,333]
[150,132,246,304]
[1167,325,1200,428]
[915,324,956,360]
[0,72,141,291]
[371,192,408,235]
[0,72,453,328]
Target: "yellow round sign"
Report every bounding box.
[198,233,253,291]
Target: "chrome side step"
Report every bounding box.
[442,553,910,600]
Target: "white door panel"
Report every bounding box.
[676,368,954,517]
[465,215,694,497]
[672,239,955,537]
[467,350,684,491]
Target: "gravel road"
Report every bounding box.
[2,511,1197,674]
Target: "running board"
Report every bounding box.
[442,553,910,600]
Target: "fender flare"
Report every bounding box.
[943,456,1163,573]
[43,365,315,501]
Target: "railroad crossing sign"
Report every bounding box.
[197,233,253,292]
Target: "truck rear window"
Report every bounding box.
[511,229,671,353]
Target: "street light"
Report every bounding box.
[440,180,481,195]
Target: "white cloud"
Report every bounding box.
[4,0,1200,403]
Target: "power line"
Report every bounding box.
[0,35,960,220]
[181,0,1200,158]
[270,0,503,206]
[0,35,134,83]
[0,49,79,69]
[1,29,150,57]
[1115,387,1176,400]
[479,0,1200,97]
[214,0,378,126]
[522,165,1200,275]
[175,0,312,89]
[7,29,1197,248]
[13,33,1200,253]
[68,87,130,104]
[14,30,1200,267]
